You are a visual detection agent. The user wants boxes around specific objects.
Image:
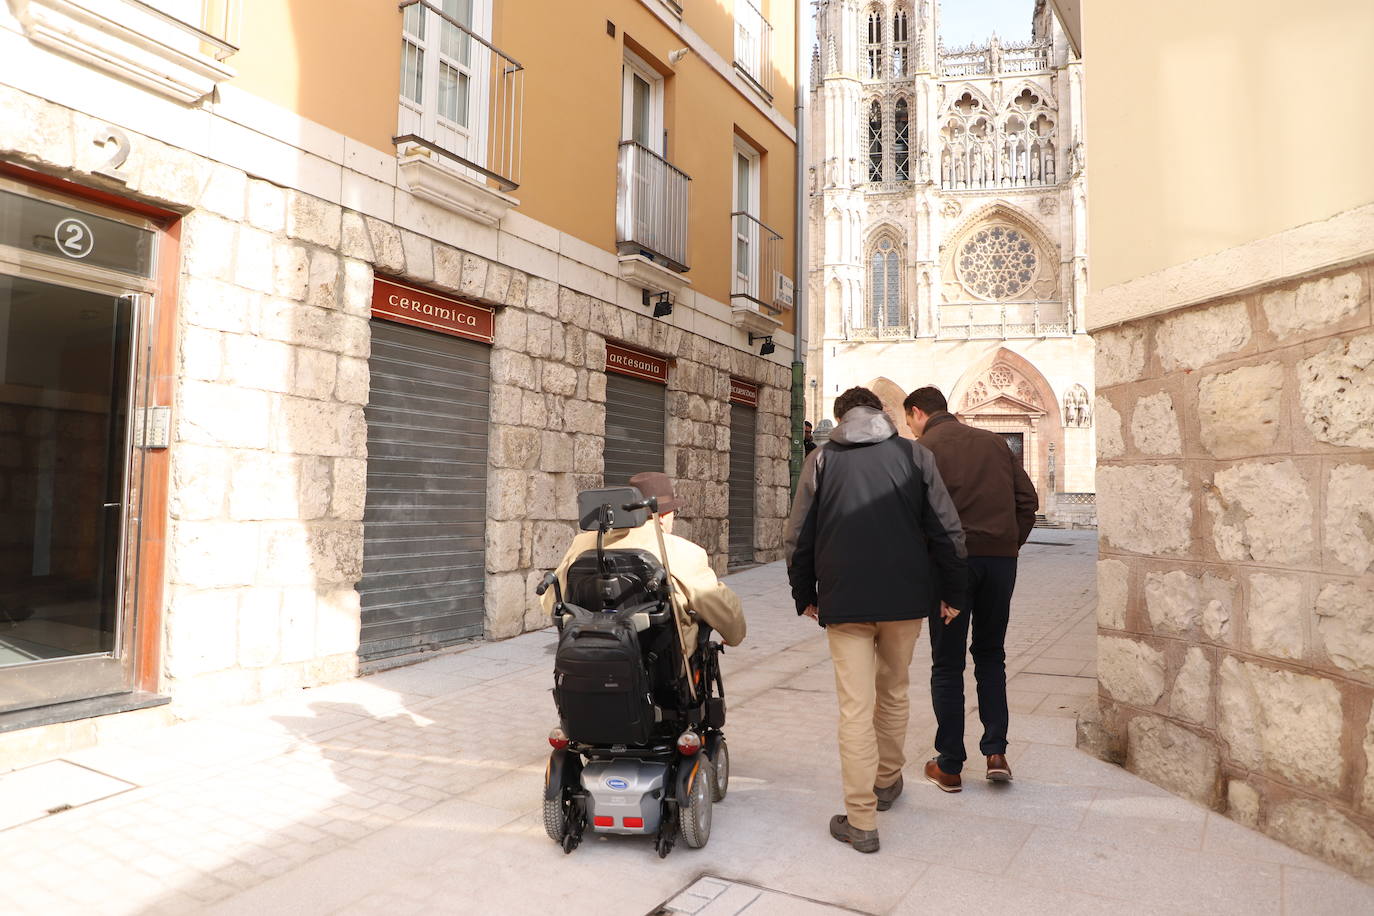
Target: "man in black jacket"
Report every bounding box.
[785,387,967,853]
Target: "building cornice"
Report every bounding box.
[1087,201,1374,331]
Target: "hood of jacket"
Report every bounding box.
[830,406,898,445]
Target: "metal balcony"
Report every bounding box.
[395,0,524,191]
[730,212,786,313]
[616,141,691,273]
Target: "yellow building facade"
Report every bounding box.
[0,0,799,759]
[1058,0,1374,882]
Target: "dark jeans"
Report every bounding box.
[929,555,1018,775]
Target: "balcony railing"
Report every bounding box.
[850,324,913,341]
[936,302,1071,339]
[939,39,1050,78]
[617,141,691,273]
[731,212,785,312]
[734,0,773,99]
[395,0,524,191]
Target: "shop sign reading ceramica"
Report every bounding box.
[371,277,494,343]
[729,377,759,407]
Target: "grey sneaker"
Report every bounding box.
[829,814,879,853]
[874,774,904,811]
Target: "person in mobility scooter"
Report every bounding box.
[535,472,746,857]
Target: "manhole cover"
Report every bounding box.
[0,760,136,830]
[650,876,870,915]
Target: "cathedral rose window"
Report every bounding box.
[957,224,1039,299]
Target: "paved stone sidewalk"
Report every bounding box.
[2,530,1372,915]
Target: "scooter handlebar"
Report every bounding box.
[534,571,558,596]
[621,496,659,514]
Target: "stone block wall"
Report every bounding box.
[167,189,380,714]
[1083,260,1374,880]
[0,84,794,723]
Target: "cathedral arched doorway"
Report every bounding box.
[948,349,1060,510]
[865,377,914,439]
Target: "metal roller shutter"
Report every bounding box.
[603,373,666,488]
[359,320,490,662]
[727,403,757,568]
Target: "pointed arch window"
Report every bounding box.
[868,237,901,328]
[894,99,910,180]
[867,100,883,181]
[892,8,909,76]
[866,9,883,79]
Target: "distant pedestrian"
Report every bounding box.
[903,386,1038,791]
[803,420,817,456]
[785,387,967,853]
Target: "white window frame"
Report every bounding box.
[732,138,762,300]
[398,0,493,169]
[622,50,665,154]
[735,0,766,85]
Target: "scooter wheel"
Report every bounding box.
[710,738,729,802]
[679,757,714,849]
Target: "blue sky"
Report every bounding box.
[939,0,1036,47]
[805,1,1036,53]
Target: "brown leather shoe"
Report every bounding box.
[874,774,903,811]
[829,814,880,853]
[924,758,962,793]
[986,754,1013,782]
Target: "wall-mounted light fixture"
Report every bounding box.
[642,289,673,318]
[748,333,775,356]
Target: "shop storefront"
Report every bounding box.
[359,278,494,664]
[602,343,668,489]
[726,377,758,569]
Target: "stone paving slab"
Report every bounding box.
[1,530,1371,915]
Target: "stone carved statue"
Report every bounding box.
[941,199,961,219]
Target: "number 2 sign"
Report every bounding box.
[55,217,94,259]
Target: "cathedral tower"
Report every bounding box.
[807,0,1096,524]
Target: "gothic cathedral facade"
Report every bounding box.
[806,0,1095,522]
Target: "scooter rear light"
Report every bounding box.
[676,730,702,755]
[548,727,569,750]
[593,816,613,827]
[623,817,644,828]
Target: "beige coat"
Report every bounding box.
[540,522,747,648]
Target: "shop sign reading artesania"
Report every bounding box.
[605,343,669,384]
[371,277,494,343]
[729,377,759,407]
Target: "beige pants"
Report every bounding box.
[826,619,923,831]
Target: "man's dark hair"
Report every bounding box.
[834,386,884,419]
[903,386,948,414]
[804,420,813,429]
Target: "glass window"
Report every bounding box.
[868,238,901,327]
[957,225,1040,300]
[0,190,155,278]
[867,100,883,181]
[894,99,910,180]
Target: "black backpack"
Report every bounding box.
[553,609,656,746]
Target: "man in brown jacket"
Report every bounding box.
[904,386,1038,791]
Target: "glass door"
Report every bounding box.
[0,277,141,712]
[0,180,156,716]
[999,432,1025,466]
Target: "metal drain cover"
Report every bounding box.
[651,876,868,916]
[0,760,135,830]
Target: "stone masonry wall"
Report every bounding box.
[0,86,793,715]
[1081,259,1374,881]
